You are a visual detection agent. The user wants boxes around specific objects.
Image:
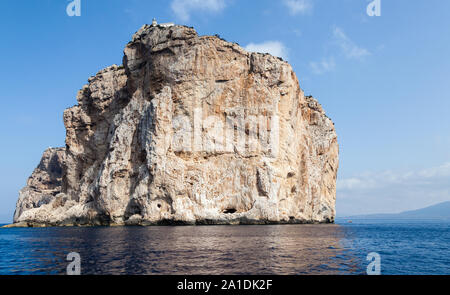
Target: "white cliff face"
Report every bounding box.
[12,25,338,227]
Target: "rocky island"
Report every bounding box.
[9,23,338,227]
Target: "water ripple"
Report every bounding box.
[0,221,449,275]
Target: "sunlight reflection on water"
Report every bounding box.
[1,221,448,275]
[0,224,361,275]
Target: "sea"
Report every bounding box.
[0,220,449,275]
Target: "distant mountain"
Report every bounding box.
[345,201,450,220]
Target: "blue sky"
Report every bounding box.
[0,0,449,222]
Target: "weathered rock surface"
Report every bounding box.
[13,148,66,224]
[11,24,338,227]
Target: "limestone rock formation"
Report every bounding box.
[11,24,338,227]
[13,148,66,224]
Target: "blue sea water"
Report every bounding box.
[0,220,448,275]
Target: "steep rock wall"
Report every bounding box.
[12,25,338,226]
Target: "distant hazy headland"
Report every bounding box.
[343,201,450,220]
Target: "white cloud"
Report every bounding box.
[332,26,370,60]
[245,41,289,60]
[171,0,227,21]
[283,0,313,15]
[310,57,335,75]
[337,162,450,216]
